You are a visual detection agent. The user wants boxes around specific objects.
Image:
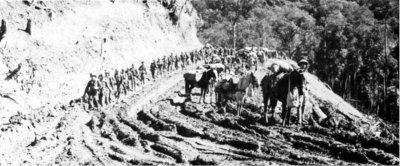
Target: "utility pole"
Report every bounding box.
[383,18,388,119]
[233,0,241,52]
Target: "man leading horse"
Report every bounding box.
[261,59,309,126]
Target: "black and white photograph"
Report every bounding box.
[0,0,398,165]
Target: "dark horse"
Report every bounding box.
[261,70,305,126]
[183,69,217,103]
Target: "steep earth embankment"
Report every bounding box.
[0,0,201,110]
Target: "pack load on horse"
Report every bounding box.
[247,51,258,70]
[224,55,234,73]
[256,48,266,65]
[203,63,224,77]
[215,69,259,116]
[210,54,221,63]
[237,48,251,60]
[204,43,213,49]
[261,60,307,126]
[183,68,217,103]
[244,46,258,52]
[262,48,278,59]
[268,60,296,73]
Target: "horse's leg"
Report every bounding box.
[236,97,242,116]
[198,87,203,103]
[189,83,195,101]
[215,91,219,106]
[236,101,240,116]
[208,85,212,104]
[222,98,226,113]
[202,88,206,103]
[297,107,301,125]
[281,102,287,126]
[270,98,277,122]
[185,81,189,98]
[264,95,269,124]
[287,107,292,126]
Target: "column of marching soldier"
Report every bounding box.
[82,48,220,110]
[81,46,289,110]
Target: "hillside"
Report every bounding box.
[0,0,201,110]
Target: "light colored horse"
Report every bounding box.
[215,71,259,116]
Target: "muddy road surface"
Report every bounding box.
[1,61,398,165]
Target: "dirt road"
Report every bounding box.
[1,61,398,165]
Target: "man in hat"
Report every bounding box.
[114,69,123,99]
[98,74,112,106]
[157,58,163,77]
[257,47,265,66]
[167,54,173,72]
[296,58,309,125]
[162,56,167,72]
[130,64,139,90]
[298,59,309,73]
[174,55,180,70]
[83,73,101,110]
[104,71,113,103]
[180,53,186,69]
[139,61,147,84]
[150,60,157,80]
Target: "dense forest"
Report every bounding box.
[191,0,399,122]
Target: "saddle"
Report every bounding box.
[184,70,204,82]
[218,78,237,93]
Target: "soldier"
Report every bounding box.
[167,54,173,71]
[98,74,112,106]
[113,69,119,97]
[129,64,138,90]
[297,59,309,125]
[150,60,157,80]
[122,69,128,95]
[162,56,167,72]
[257,47,265,66]
[174,55,180,70]
[185,52,190,65]
[190,51,194,64]
[82,74,101,110]
[180,53,185,69]
[126,67,133,91]
[114,69,123,99]
[139,61,147,84]
[104,71,114,103]
[124,69,131,91]
[157,58,163,76]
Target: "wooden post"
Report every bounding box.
[233,22,236,51]
[383,18,388,120]
[0,19,6,41]
[25,19,32,35]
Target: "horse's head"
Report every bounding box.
[207,69,217,81]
